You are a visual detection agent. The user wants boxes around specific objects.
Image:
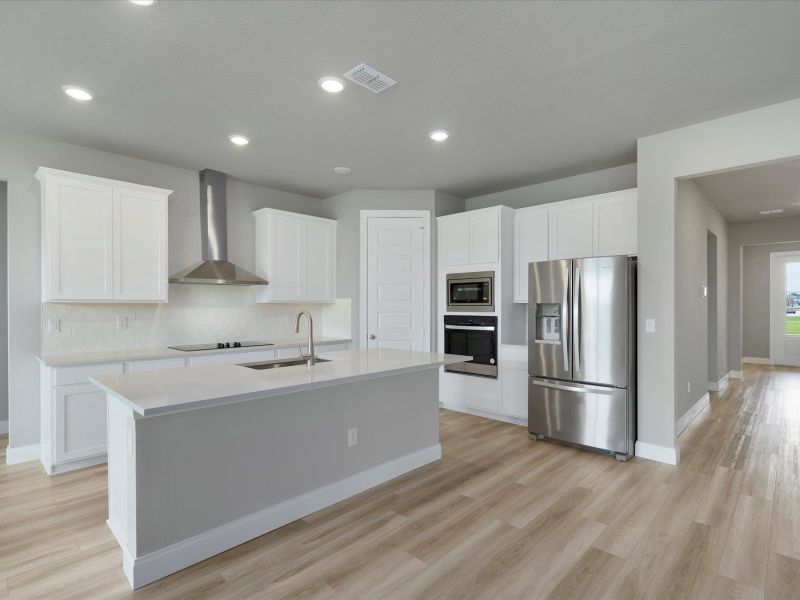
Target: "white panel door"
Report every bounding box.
[514,207,549,302]
[770,252,800,366]
[441,215,469,266]
[469,211,500,264]
[304,217,336,301]
[46,175,113,301]
[548,200,593,260]
[269,213,303,301]
[593,190,637,256]
[113,188,168,301]
[54,383,108,463]
[367,217,426,351]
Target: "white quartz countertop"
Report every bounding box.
[37,337,352,367]
[91,348,470,417]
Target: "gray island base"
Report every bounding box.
[92,349,469,589]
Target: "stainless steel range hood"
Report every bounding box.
[169,169,268,285]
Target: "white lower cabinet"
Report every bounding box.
[439,345,528,424]
[54,383,109,465]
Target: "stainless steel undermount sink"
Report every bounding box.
[239,357,332,370]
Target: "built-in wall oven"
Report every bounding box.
[443,314,498,378]
[446,271,494,312]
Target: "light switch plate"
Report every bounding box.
[645,319,656,333]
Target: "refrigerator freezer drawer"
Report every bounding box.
[528,378,631,456]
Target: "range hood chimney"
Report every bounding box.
[169,169,268,285]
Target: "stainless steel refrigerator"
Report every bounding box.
[528,256,636,460]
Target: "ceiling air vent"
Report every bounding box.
[344,63,397,94]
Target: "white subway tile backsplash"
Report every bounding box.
[42,284,348,355]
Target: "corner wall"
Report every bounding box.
[637,97,800,463]
[675,179,727,423]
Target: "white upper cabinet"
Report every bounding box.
[548,199,594,260]
[113,187,168,301]
[439,207,502,268]
[440,214,470,266]
[593,189,638,257]
[253,208,336,303]
[469,211,500,264]
[38,168,171,303]
[513,206,549,303]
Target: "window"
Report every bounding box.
[784,262,800,336]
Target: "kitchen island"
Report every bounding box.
[91,348,469,589]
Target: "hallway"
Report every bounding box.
[0,365,798,598]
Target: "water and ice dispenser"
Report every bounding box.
[534,303,561,343]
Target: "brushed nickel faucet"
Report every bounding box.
[293,310,315,366]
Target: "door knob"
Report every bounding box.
[369,334,376,340]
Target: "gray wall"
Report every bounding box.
[464,163,636,210]
[0,130,323,450]
[0,182,6,427]
[675,179,728,422]
[637,97,800,458]
[741,241,800,359]
[320,189,441,349]
[727,215,800,368]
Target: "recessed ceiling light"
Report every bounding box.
[62,85,93,102]
[758,208,784,215]
[228,134,249,146]
[333,166,351,175]
[319,77,345,94]
[129,0,156,5]
[429,130,449,142]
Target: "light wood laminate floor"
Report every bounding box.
[2,364,800,599]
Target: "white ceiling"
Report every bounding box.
[693,157,800,223]
[1,1,799,199]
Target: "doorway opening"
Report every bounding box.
[0,181,7,437]
[770,251,800,366]
[707,231,718,389]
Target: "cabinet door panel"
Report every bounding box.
[548,200,593,260]
[304,218,336,301]
[441,216,469,266]
[46,176,113,300]
[113,188,168,301]
[55,384,107,463]
[269,214,303,301]
[469,211,500,264]
[501,366,529,419]
[593,191,637,256]
[514,208,549,303]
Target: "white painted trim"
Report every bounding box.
[47,453,107,475]
[359,210,431,351]
[742,356,773,365]
[729,370,743,380]
[634,441,678,465]
[439,402,527,427]
[0,420,7,435]
[676,392,710,436]
[124,444,442,589]
[5,443,41,465]
[707,372,730,392]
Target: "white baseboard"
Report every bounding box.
[707,372,730,392]
[676,393,710,436]
[0,420,7,435]
[729,370,743,380]
[439,402,527,427]
[742,356,772,365]
[635,441,678,465]
[124,444,442,589]
[5,443,41,465]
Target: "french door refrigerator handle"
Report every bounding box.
[530,377,621,395]
[574,266,581,373]
[562,268,570,372]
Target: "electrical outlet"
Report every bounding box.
[116,316,128,330]
[347,428,357,447]
[47,317,61,334]
[687,381,691,394]
[645,319,656,333]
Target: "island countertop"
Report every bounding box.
[91,348,470,417]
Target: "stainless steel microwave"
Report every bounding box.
[446,271,494,312]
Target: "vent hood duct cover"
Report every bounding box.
[169,169,268,285]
